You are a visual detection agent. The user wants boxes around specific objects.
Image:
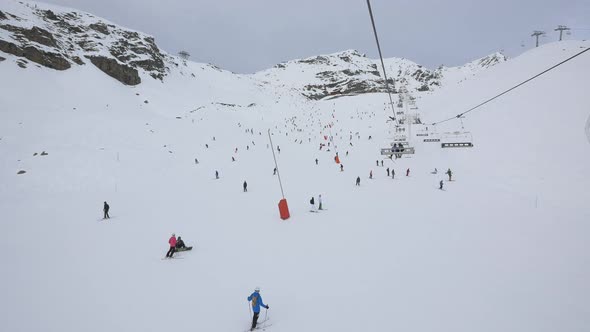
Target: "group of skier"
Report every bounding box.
[309,194,324,211]
[165,233,188,258]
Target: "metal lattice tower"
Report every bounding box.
[554,25,571,41]
[531,31,546,47]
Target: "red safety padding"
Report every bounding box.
[278,199,290,220]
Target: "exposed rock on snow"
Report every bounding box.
[0,1,170,82]
[86,55,140,85]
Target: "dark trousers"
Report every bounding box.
[104,211,110,219]
[252,312,260,329]
[166,246,176,258]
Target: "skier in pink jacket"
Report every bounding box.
[166,234,177,258]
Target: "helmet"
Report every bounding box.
[172,233,176,237]
[255,287,260,292]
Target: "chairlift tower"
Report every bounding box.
[554,25,570,41]
[531,31,545,47]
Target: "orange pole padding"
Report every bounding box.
[278,198,290,220]
[335,156,340,164]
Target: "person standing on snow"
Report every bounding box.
[369,170,373,179]
[318,194,323,210]
[215,170,219,179]
[356,176,361,186]
[446,168,452,181]
[103,201,110,219]
[243,181,248,192]
[386,167,390,177]
[248,287,270,331]
[439,180,444,190]
[406,168,410,177]
[340,164,344,172]
[392,169,395,179]
[315,158,318,165]
[310,196,315,211]
[273,167,277,175]
[166,234,177,258]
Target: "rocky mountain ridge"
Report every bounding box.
[0,0,506,99]
[0,0,173,85]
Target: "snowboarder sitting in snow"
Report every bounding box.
[248,287,269,331]
[175,236,186,249]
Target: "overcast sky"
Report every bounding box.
[43,0,590,73]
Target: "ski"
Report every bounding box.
[244,323,272,332]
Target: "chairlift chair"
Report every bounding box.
[440,131,473,148]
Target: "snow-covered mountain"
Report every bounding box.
[0,0,505,100]
[255,50,506,100]
[1,1,589,332]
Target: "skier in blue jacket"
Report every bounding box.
[247,287,269,331]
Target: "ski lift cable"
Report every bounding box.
[366,0,396,122]
[431,46,590,126]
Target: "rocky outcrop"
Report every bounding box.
[0,1,171,84]
[0,39,70,70]
[87,56,140,85]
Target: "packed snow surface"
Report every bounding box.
[0,3,589,331]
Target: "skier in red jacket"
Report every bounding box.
[166,234,177,258]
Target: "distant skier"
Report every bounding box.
[386,167,390,177]
[446,168,452,181]
[310,196,315,211]
[194,158,199,164]
[215,170,219,179]
[392,169,395,179]
[315,158,318,165]
[206,144,209,148]
[369,170,373,179]
[232,156,235,162]
[381,160,384,167]
[406,168,410,177]
[247,287,270,331]
[376,160,379,166]
[439,180,444,190]
[356,176,361,186]
[243,181,248,192]
[273,167,277,175]
[318,194,323,210]
[166,234,177,258]
[340,164,344,172]
[103,201,110,219]
[432,168,438,174]
[277,146,281,154]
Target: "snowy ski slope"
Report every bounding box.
[0,3,589,331]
